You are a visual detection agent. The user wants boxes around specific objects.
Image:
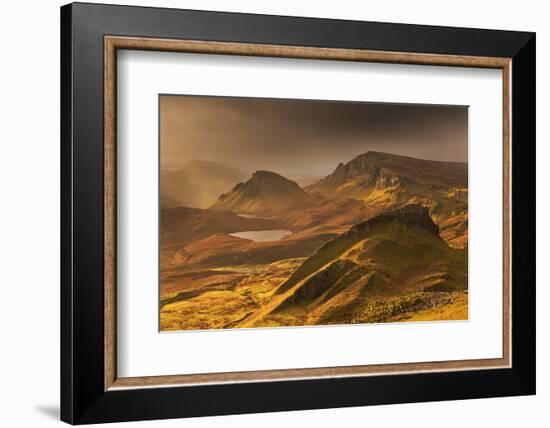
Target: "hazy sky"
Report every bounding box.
[160,95,467,177]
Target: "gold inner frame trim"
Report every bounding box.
[104,35,512,391]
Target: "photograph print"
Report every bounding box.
[159,95,468,332]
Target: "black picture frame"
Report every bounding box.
[61,2,535,424]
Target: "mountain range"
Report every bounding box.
[199,151,467,248]
[306,151,468,248]
[159,150,469,331]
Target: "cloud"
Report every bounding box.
[160,95,467,176]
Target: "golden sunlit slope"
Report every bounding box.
[239,205,467,328]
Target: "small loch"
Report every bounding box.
[229,230,292,242]
[236,213,272,219]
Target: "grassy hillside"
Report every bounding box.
[237,205,467,328]
[160,205,467,330]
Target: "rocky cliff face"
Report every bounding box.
[307,152,405,196]
[307,150,467,196]
[343,204,439,239]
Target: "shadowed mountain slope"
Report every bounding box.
[161,206,277,248]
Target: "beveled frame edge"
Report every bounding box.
[104,35,513,391]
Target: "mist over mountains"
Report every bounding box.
[161,160,246,209]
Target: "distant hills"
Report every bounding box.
[161,151,468,248]
[306,151,468,248]
[161,160,246,209]
[307,151,466,197]
[162,151,468,248]
[210,170,315,216]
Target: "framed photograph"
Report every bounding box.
[61,2,535,424]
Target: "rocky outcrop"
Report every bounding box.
[344,204,439,238]
[375,167,402,189]
[306,152,405,195]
